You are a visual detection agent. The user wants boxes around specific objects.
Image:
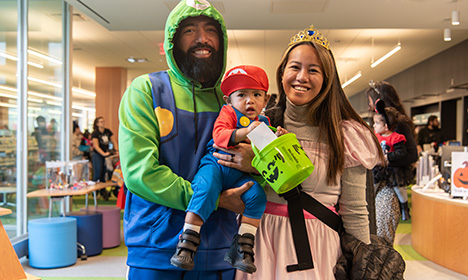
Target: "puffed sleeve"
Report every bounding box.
[342,120,381,169]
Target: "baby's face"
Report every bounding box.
[373,114,387,134]
[228,89,268,120]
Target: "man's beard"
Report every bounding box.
[174,43,223,87]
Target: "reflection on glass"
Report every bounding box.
[28,0,64,221]
[0,0,19,238]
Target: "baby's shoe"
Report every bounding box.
[224,233,256,274]
[170,229,201,270]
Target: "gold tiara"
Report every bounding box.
[289,25,330,50]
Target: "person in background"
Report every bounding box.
[33,115,52,162]
[33,116,48,150]
[365,81,418,236]
[417,115,443,153]
[372,105,413,228]
[91,116,117,183]
[1,124,12,136]
[170,65,286,274]
[214,25,383,279]
[47,118,58,135]
[119,1,252,279]
[81,129,92,161]
[71,121,84,160]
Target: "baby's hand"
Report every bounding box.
[247,121,262,133]
[275,126,288,137]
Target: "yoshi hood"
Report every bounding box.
[164,0,227,88]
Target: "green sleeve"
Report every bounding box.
[118,75,193,211]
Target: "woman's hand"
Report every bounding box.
[212,142,258,174]
[218,181,253,214]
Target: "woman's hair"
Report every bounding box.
[365,81,415,134]
[276,41,384,184]
[93,117,104,132]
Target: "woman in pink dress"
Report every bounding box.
[231,25,384,279]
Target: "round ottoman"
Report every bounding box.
[82,205,121,248]
[64,210,103,257]
[28,217,77,268]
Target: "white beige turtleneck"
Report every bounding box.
[264,98,371,244]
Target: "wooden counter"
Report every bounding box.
[411,186,468,276]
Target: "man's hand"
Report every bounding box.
[212,142,257,173]
[218,181,253,214]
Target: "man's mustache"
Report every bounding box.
[187,43,216,55]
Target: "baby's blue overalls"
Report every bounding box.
[186,109,268,222]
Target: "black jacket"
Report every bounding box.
[335,233,406,280]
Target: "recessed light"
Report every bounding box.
[127,57,148,63]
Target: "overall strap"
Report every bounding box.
[148,71,178,144]
[148,71,180,167]
[231,105,270,128]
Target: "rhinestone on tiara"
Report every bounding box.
[289,25,330,50]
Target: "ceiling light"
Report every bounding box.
[0,85,17,92]
[452,10,460,25]
[371,43,401,68]
[0,102,16,108]
[28,90,62,101]
[0,51,44,69]
[27,49,62,65]
[72,112,84,117]
[27,77,96,97]
[127,57,148,63]
[28,76,62,88]
[342,71,362,89]
[72,87,96,97]
[49,110,63,115]
[46,101,63,106]
[27,97,43,103]
[0,92,16,99]
[72,104,96,112]
[444,28,452,41]
[0,85,63,101]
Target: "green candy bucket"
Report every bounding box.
[251,133,314,194]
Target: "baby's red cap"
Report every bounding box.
[221,65,269,96]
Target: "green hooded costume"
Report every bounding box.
[119,0,236,272]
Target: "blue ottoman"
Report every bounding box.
[65,210,103,257]
[28,217,77,268]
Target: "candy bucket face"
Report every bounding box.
[251,133,314,194]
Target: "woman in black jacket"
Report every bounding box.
[365,81,418,244]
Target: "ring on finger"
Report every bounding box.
[230,154,235,162]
